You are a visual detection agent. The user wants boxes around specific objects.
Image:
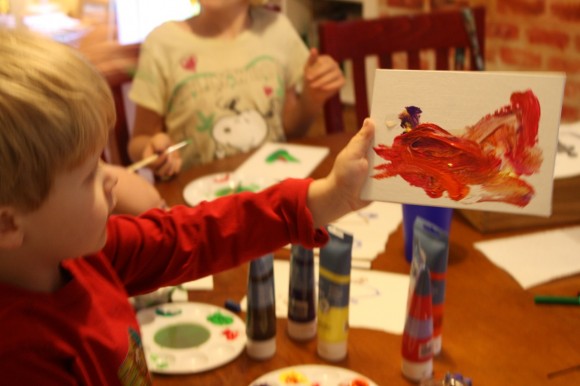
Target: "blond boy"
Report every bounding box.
[0,29,373,385]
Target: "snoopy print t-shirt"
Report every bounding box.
[129,7,309,170]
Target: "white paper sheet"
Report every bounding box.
[235,142,329,183]
[326,201,403,262]
[240,260,410,335]
[474,226,580,289]
[181,276,214,291]
[554,121,580,179]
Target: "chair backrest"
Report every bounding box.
[84,42,140,166]
[318,6,485,134]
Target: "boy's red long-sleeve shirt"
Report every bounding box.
[0,179,328,385]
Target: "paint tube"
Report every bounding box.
[401,263,434,382]
[412,216,450,355]
[287,244,317,340]
[245,253,276,360]
[317,226,353,361]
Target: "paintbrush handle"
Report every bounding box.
[126,154,159,172]
[126,140,191,172]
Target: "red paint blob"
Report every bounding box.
[373,90,542,207]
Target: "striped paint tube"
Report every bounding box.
[401,263,433,382]
[413,216,450,356]
[317,226,353,362]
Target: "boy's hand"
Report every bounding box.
[330,118,375,211]
[143,133,183,178]
[308,119,375,228]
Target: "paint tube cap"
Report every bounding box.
[317,340,347,362]
[432,335,442,356]
[287,319,317,341]
[246,337,276,360]
[401,357,433,382]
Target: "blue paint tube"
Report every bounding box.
[287,244,317,340]
[411,216,450,356]
[245,254,276,360]
[317,226,353,361]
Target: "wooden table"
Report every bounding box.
[153,132,580,386]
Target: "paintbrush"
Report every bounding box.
[126,139,192,172]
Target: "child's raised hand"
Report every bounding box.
[302,48,345,106]
[308,119,375,228]
[143,133,183,178]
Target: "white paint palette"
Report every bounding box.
[248,364,379,386]
[137,302,246,374]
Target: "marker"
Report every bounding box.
[224,299,241,313]
[126,139,191,172]
[534,295,580,305]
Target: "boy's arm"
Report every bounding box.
[307,119,375,228]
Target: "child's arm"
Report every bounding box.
[283,48,345,138]
[128,105,182,178]
[307,119,375,228]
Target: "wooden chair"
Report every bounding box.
[83,42,141,166]
[318,6,485,134]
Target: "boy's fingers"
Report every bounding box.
[350,119,375,156]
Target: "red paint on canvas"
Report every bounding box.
[373,90,542,207]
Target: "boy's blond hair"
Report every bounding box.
[0,29,115,212]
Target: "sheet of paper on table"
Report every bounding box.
[361,69,566,217]
[325,201,403,265]
[181,276,214,291]
[240,260,410,335]
[234,142,329,185]
[474,225,580,289]
[169,276,214,302]
[554,121,580,179]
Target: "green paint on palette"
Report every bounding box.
[207,311,233,326]
[154,323,210,349]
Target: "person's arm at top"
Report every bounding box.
[128,105,182,178]
[283,48,345,138]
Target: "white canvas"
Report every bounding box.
[361,69,566,216]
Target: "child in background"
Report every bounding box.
[128,0,345,178]
[0,29,373,385]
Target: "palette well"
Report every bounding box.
[248,364,379,386]
[137,302,246,374]
[182,172,277,206]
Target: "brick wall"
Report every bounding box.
[380,0,580,122]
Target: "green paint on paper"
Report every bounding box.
[265,149,299,163]
[214,183,260,197]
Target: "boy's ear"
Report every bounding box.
[0,207,24,249]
